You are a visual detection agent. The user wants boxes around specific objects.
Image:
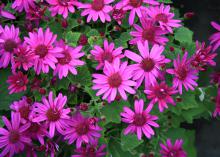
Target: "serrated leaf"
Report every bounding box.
[65,32,81,47]
[174,27,193,44]
[121,132,143,151]
[57,77,70,90]
[120,32,132,42]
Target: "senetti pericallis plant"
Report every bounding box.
[0,0,219,157]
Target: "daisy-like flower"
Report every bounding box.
[130,18,168,45]
[91,39,124,70]
[210,72,220,84]
[145,4,181,33]
[0,112,31,157]
[144,82,178,112]
[7,71,29,94]
[0,4,16,19]
[24,27,63,74]
[78,0,113,23]
[92,58,137,102]
[11,44,36,71]
[64,112,102,148]
[191,41,217,71]
[209,21,220,51]
[47,0,78,19]
[125,41,170,89]
[10,97,32,124]
[160,139,187,157]
[112,4,126,25]
[167,52,198,94]
[0,25,20,68]
[32,91,71,138]
[12,0,36,12]
[53,40,85,79]
[116,0,159,25]
[72,139,106,157]
[121,99,159,140]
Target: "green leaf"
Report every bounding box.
[174,27,193,44]
[86,29,100,36]
[101,101,130,124]
[65,32,81,47]
[68,65,92,86]
[121,132,143,151]
[120,32,132,42]
[157,0,173,3]
[178,91,198,110]
[0,69,24,110]
[57,77,70,90]
[114,39,128,49]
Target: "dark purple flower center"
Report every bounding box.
[19,106,30,119]
[130,0,143,8]
[16,78,25,87]
[176,66,188,81]
[46,108,61,122]
[29,123,40,133]
[155,13,168,23]
[58,51,72,65]
[133,113,146,126]
[58,0,70,6]
[91,0,104,11]
[35,44,48,58]
[108,72,122,88]
[168,150,177,157]
[86,147,96,157]
[75,121,90,135]
[142,29,155,42]
[101,52,113,63]
[4,39,17,52]
[141,58,155,72]
[9,131,20,143]
[112,8,125,20]
[155,88,167,99]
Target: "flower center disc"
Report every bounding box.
[101,52,113,63]
[58,51,72,65]
[176,66,188,81]
[4,39,17,52]
[91,0,104,11]
[35,44,48,58]
[155,13,168,23]
[19,106,30,119]
[46,108,60,122]
[108,72,122,88]
[16,78,25,87]
[9,131,20,143]
[130,0,143,8]
[29,123,40,133]
[58,0,70,6]
[142,29,155,42]
[141,58,155,72]
[75,122,90,135]
[155,88,167,99]
[133,113,146,126]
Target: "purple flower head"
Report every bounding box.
[12,0,36,12]
[0,4,16,19]
[209,21,220,51]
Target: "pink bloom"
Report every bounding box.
[0,112,31,157]
[47,0,78,19]
[64,112,102,148]
[32,91,71,138]
[12,0,36,12]
[213,87,220,117]
[145,4,181,33]
[209,21,220,51]
[24,28,63,74]
[125,41,170,89]
[121,99,159,140]
[7,71,29,94]
[112,3,126,25]
[210,72,220,84]
[10,97,32,124]
[160,139,187,157]
[11,44,37,71]
[45,140,59,157]
[167,52,198,94]
[0,25,20,68]
[191,41,217,71]
[91,39,124,70]
[53,40,85,79]
[0,4,16,19]
[144,82,178,112]
[78,0,113,23]
[117,0,159,25]
[130,18,168,45]
[92,58,137,102]
[72,139,106,157]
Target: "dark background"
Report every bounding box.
[174,0,220,156]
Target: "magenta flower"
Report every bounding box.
[130,18,168,45]
[78,0,113,23]
[0,4,16,19]
[167,52,198,94]
[209,21,220,51]
[12,0,36,12]
[47,0,78,19]
[121,99,159,140]
[91,39,124,70]
[160,139,187,157]
[53,40,85,79]
[0,112,31,157]
[32,91,71,138]
[145,4,181,33]
[24,28,63,74]
[213,87,220,117]
[10,97,32,124]
[0,25,20,68]
[117,0,159,25]
[210,72,220,84]
[72,139,106,157]
[125,41,170,88]
[112,4,126,25]
[64,112,102,148]
[7,71,29,94]
[11,44,36,71]
[92,58,137,102]
[144,82,178,112]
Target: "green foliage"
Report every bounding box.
[121,132,143,151]
[174,27,193,44]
